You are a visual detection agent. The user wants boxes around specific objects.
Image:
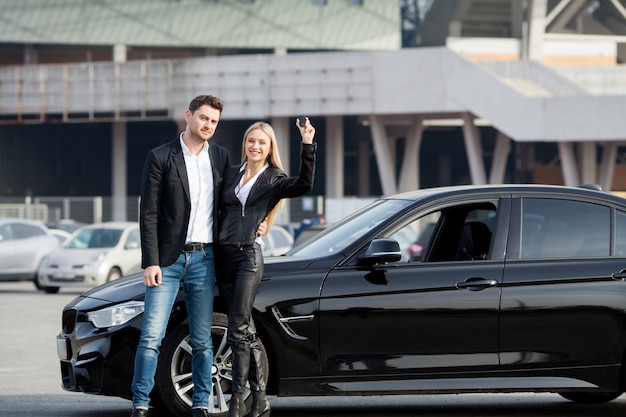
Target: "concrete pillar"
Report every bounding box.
[113,44,127,63]
[461,112,487,185]
[578,142,597,185]
[325,116,344,198]
[558,141,580,186]
[271,116,290,224]
[112,121,127,221]
[527,0,547,61]
[489,131,511,184]
[599,143,618,191]
[398,116,423,192]
[369,114,397,196]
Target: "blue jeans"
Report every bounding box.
[131,247,215,409]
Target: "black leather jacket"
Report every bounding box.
[218,142,316,248]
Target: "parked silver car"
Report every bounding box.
[0,218,62,287]
[261,224,294,257]
[37,221,141,294]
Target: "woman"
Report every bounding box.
[217,118,316,417]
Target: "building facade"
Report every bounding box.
[1,0,626,224]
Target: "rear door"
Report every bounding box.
[499,196,626,372]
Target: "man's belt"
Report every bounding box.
[182,242,211,252]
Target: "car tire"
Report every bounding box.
[558,390,622,403]
[155,312,266,417]
[43,286,60,294]
[36,273,60,294]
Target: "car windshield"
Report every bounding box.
[287,198,413,257]
[65,228,123,249]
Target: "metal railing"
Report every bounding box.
[556,64,626,95]
[0,196,140,225]
[0,202,49,222]
[478,60,591,96]
[0,60,174,122]
[0,195,323,227]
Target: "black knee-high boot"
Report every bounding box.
[228,342,250,417]
[249,338,270,417]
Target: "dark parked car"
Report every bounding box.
[57,184,626,417]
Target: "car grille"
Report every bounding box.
[62,308,78,334]
[87,362,104,393]
[48,275,86,282]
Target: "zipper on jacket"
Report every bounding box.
[239,200,246,248]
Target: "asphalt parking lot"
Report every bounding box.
[3,280,626,417]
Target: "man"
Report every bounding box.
[130,95,228,417]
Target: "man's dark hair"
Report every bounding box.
[189,95,223,114]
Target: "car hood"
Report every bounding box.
[73,257,315,306]
[47,248,114,263]
[79,272,145,303]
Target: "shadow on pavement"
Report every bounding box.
[4,390,626,417]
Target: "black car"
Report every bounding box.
[58,184,626,417]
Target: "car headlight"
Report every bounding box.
[87,301,145,328]
[92,251,108,262]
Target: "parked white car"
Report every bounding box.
[37,221,141,293]
[0,218,61,287]
[49,228,72,245]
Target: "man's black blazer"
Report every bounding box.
[139,137,230,269]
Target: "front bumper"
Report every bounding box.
[57,315,142,399]
[39,267,103,288]
[58,336,106,394]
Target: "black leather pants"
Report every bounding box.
[217,244,266,395]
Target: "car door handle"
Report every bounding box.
[456,277,498,291]
[611,269,626,281]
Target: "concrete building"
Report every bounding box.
[1,0,625,224]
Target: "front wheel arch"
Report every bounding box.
[106,267,122,282]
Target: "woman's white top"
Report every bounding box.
[234,162,269,248]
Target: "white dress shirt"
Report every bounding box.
[180,134,214,243]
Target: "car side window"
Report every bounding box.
[13,223,45,239]
[390,203,496,263]
[0,224,13,241]
[125,229,141,248]
[390,212,440,263]
[521,198,610,259]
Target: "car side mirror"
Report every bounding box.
[358,238,402,266]
[125,242,139,249]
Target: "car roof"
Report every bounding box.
[386,184,626,206]
[78,221,139,229]
[0,218,48,227]
[77,221,139,231]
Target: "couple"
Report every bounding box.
[131,95,317,417]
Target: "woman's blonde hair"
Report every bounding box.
[241,121,285,229]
